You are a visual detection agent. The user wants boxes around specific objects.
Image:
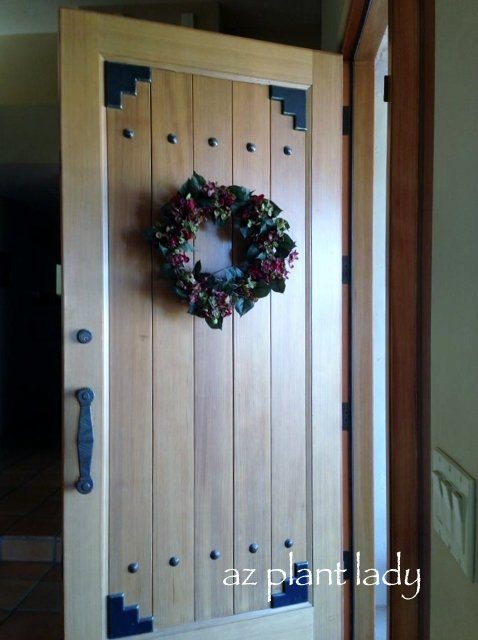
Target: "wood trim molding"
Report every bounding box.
[355,0,387,62]
[351,60,376,640]
[342,0,369,61]
[311,50,344,640]
[388,0,433,638]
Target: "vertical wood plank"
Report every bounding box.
[389,0,421,634]
[311,51,343,639]
[193,75,234,621]
[352,60,375,640]
[151,69,195,627]
[107,82,152,615]
[232,81,271,614]
[60,10,108,640]
[270,100,307,578]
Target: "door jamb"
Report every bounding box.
[342,0,434,638]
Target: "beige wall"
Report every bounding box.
[430,1,478,637]
[0,34,59,164]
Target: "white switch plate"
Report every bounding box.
[432,448,475,581]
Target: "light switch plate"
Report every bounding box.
[432,448,475,581]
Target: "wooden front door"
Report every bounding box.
[61,9,343,640]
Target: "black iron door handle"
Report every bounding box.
[75,387,95,494]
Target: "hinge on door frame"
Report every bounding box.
[383,75,391,103]
[343,105,352,136]
[105,61,152,110]
[342,402,352,432]
[343,550,353,581]
[342,255,351,285]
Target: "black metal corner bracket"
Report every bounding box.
[269,86,307,131]
[271,561,309,608]
[107,594,154,639]
[105,61,152,110]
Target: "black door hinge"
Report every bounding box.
[343,550,352,581]
[343,105,352,136]
[342,402,351,432]
[342,255,351,285]
[383,75,391,103]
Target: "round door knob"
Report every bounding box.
[210,549,221,560]
[249,543,259,554]
[128,562,139,573]
[123,128,135,139]
[284,538,294,549]
[167,133,178,144]
[208,137,219,147]
[246,142,256,153]
[76,329,92,344]
[169,556,180,567]
[283,145,293,156]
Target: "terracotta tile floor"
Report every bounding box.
[0,451,63,637]
[0,561,62,638]
[0,451,61,549]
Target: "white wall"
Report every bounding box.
[430,1,478,638]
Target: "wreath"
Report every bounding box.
[146,172,298,329]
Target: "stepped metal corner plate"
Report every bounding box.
[107,593,154,638]
[271,561,309,608]
[269,86,307,131]
[105,61,152,110]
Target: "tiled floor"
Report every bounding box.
[0,450,61,561]
[0,561,62,639]
[0,450,63,638]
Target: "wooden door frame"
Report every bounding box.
[60,9,343,640]
[343,0,434,639]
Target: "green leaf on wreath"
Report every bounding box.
[178,181,189,197]
[270,279,286,293]
[275,234,296,258]
[174,285,189,300]
[193,171,206,187]
[235,297,255,316]
[193,260,202,278]
[254,280,271,298]
[246,244,260,260]
[206,316,223,330]
[222,266,243,282]
[240,224,251,239]
[229,185,251,202]
[271,202,282,217]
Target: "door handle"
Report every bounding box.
[75,387,95,494]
